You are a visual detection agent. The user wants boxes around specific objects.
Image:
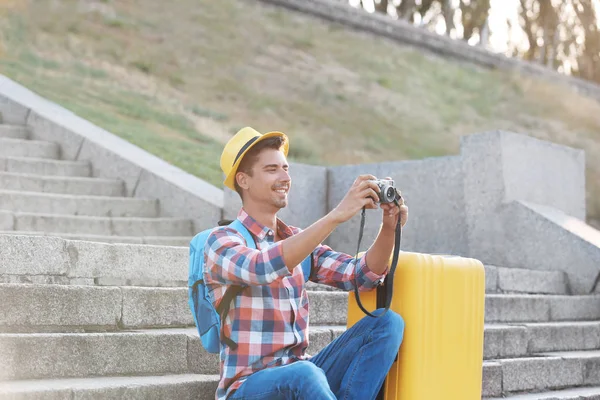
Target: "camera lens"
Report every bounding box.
[385,187,395,201]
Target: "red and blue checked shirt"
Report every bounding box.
[204,209,387,400]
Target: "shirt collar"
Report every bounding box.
[237,208,293,241]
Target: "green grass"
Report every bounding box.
[1,0,600,224]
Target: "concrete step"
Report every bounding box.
[485,265,568,295]
[0,156,91,177]
[0,190,158,218]
[0,285,193,332]
[0,211,193,236]
[2,328,600,397]
[0,235,190,286]
[307,265,568,295]
[485,386,600,399]
[0,324,596,380]
[483,321,600,360]
[483,350,600,397]
[2,283,600,333]
[8,374,599,400]
[2,234,567,293]
[0,327,339,380]
[0,329,197,381]
[0,172,124,196]
[0,125,29,140]
[2,323,599,381]
[484,294,600,323]
[0,374,218,400]
[0,231,190,246]
[313,292,600,325]
[0,138,59,159]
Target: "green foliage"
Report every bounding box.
[131,60,153,74]
[189,105,229,122]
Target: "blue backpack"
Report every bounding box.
[188,219,314,353]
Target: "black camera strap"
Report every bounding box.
[353,195,402,318]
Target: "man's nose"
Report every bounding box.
[280,169,291,182]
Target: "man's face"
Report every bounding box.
[243,148,291,210]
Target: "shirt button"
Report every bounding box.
[268,230,273,236]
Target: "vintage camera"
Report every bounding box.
[372,179,397,204]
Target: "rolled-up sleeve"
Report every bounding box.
[311,244,387,292]
[204,227,291,286]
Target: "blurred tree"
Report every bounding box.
[461,0,491,42]
[517,0,600,82]
[572,0,600,82]
[360,0,599,84]
[374,0,388,13]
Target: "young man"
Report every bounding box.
[205,127,408,400]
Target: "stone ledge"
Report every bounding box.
[0,374,218,400]
[0,234,189,286]
[504,201,600,294]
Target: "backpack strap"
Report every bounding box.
[301,253,314,283]
[215,285,245,350]
[229,219,255,249]
[212,219,255,351]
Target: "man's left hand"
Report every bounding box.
[380,178,408,231]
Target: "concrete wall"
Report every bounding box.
[326,157,468,256]
[461,131,586,268]
[0,75,222,232]
[501,133,586,220]
[504,201,600,294]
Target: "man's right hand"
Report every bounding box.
[330,174,380,224]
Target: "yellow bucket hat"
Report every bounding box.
[220,127,289,190]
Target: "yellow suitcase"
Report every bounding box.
[347,252,485,400]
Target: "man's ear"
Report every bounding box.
[236,171,249,190]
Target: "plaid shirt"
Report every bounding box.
[204,209,387,400]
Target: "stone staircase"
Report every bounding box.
[2,120,600,399]
[0,124,192,246]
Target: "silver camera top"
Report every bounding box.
[370,179,397,204]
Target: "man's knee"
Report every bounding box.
[376,310,404,349]
[294,361,327,381]
[291,362,332,395]
[383,310,404,334]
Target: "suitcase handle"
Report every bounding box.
[353,195,402,318]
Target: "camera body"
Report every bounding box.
[372,179,397,204]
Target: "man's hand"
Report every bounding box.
[330,174,380,224]
[380,177,408,231]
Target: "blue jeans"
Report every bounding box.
[228,309,404,400]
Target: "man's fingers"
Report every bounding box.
[359,188,379,202]
[362,197,377,209]
[356,174,377,183]
[367,198,378,209]
[357,180,377,191]
[386,205,401,216]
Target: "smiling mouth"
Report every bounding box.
[273,186,289,195]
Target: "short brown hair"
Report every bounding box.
[233,136,287,199]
